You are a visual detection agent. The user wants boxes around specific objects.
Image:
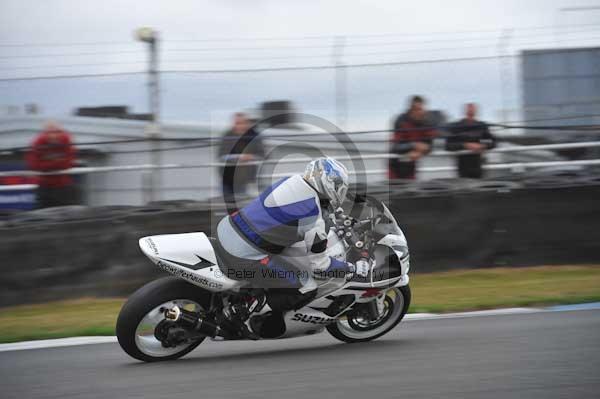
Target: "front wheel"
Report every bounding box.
[116,277,211,362]
[327,285,411,343]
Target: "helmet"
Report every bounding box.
[303,157,349,207]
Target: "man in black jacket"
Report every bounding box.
[446,103,496,178]
[218,112,265,202]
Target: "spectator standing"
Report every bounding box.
[389,96,437,179]
[446,103,497,178]
[26,121,78,208]
[218,112,265,202]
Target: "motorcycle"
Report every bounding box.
[116,194,411,362]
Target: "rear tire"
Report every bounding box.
[327,285,411,343]
[116,277,211,362]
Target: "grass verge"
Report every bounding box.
[0,298,124,344]
[409,265,600,313]
[1,265,599,343]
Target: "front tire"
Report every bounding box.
[327,285,411,343]
[116,277,211,362]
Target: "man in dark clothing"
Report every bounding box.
[389,95,437,179]
[446,103,497,178]
[26,121,78,208]
[218,112,265,202]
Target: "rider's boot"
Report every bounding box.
[249,311,286,338]
[223,293,265,340]
[249,288,318,338]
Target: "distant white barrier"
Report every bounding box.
[0,184,38,191]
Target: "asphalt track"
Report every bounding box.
[1,309,599,399]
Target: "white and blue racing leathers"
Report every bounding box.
[216,174,352,292]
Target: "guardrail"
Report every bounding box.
[0,140,599,178]
[267,159,600,179]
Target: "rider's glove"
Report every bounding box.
[345,263,356,280]
[355,258,371,278]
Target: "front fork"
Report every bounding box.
[364,295,386,320]
[363,301,379,320]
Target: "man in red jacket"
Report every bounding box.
[26,121,78,208]
[389,95,438,179]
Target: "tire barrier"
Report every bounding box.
[147,200,209,210]
[6,205,89,226]
[1,177,600,305]
[483,184,600,268]
[525,167,593,180]
[403,180,457,197]
[578,175,600,186]
[522,176,585,189]
[91,205,138,219]
[4,205,143,226]
[0,205,215,306]
[461,180,522,193]
[380,178,600,272]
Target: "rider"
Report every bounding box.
[215,157,370,337]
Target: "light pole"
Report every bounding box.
[332,35,347,130]
[135,27,161,202]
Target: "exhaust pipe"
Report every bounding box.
[165,305,222,338]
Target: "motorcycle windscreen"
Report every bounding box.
[372,202,405,238]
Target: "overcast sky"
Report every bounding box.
[0,0,600,42]
[2,0,599,44]
[0,0,600,123]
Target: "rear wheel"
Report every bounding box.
[116,277,211,362]
[327,285,411,343]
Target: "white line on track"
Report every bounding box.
[404,307,541,320]
[0,336,117,353]
[1,302,599,353]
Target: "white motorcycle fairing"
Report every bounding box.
[138,224,349,295]
[139,233,243,292]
